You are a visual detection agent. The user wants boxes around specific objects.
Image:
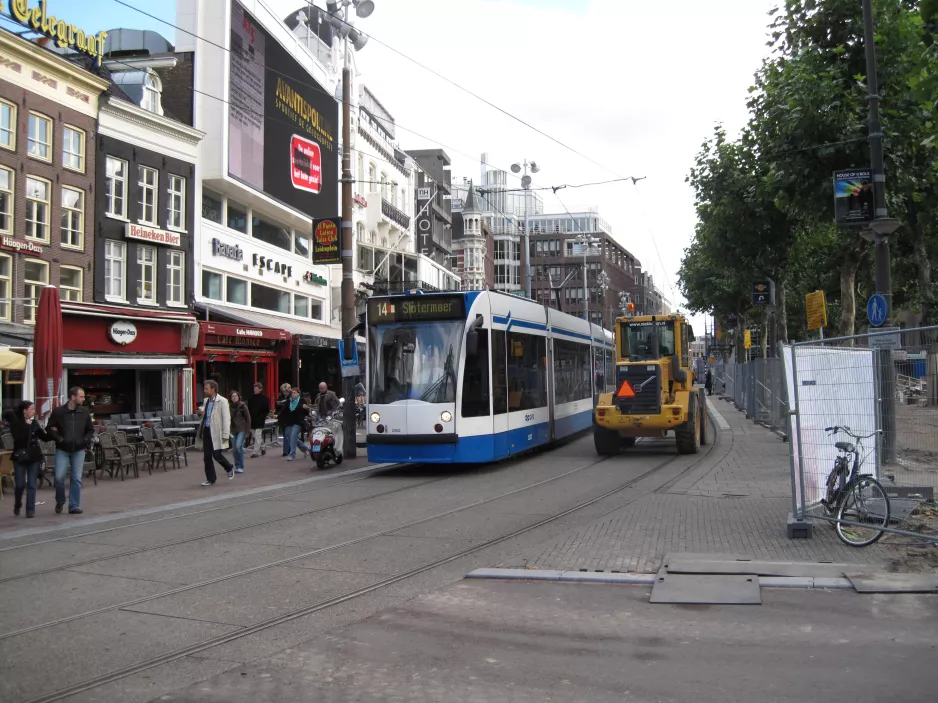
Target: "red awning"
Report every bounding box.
[34,285,63,419]
[61,301,196,324]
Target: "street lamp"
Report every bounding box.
[510,159,539,298]
[327,0,375,460]
[574,233,600,323]
[596,269,610,329]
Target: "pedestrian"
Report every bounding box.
[314,382,340,417]
[247,381,270,457]
[228,390,251,474]
[197,380,234,485]
[705,369,713,396]
[283,387,310,461]
[276,382,292,456]
[5,400,53,518]
[45,387,95,515]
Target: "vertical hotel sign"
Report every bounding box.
[312,218,341,264]
[1,0,109,66]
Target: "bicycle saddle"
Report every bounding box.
[835,441,855,453]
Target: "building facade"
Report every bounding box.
[451,182,492,291]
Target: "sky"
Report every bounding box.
[7,0,779,333]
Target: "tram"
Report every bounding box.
[365,289,615,464]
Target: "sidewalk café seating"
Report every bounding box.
[116,430,151,478]
[100,433,135,480]
[131,428,162,475]
[143,425,178,471]
[103,422,119,434]
[1,432,12,451]
[155,425,189,466]
[143,412,156,419]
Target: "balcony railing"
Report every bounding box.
[381,198,411,230]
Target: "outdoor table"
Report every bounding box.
[128,417,162,424]
[178,420,202,427]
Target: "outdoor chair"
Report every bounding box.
[99,433,135,480]
[154,425,188,467]
[38,440,56,487]
[143,426,177,471]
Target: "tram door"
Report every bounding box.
[491,329,510,459]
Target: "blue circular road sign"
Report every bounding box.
[867,294,887,327]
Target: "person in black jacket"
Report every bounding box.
[5,400,52,518]
[275,383,292,456]
[45,387,95,515]
[247,382,270,458]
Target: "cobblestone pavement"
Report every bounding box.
[500,398,893,573]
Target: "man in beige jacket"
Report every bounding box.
[197,380,234,485]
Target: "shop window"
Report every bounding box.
[27,112,52,162]
[25,176,51,242]
[62,125,85,172]
[294,230,310,258]
[252,216,291,251]
[310,300,323,321]
[461,329,490,418]
[506,332,546,411]
[167,251,185,305]
[105,240,126,301]
[0,167,12,234]
[24,258,48,323]
[0,100,15,151]
[227,200,247,233]
[105,157,127,218]
[0,254,10,321]
[226,277,247,305]
[60,186,84,249]
[137,245,156,303]
[202,189,222,223]
[167,174,185,230]
[202,270,223,300]
[59,266,83,302]
[294,294,309,318]
[138,166,158,224]
[251,281,289,314]
[491,330,507,414]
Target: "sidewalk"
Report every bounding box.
[499,396,897,573]
[0,441,376,536]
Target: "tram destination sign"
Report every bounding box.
[367,295,465,324]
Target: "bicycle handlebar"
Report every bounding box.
[825,425,878,441]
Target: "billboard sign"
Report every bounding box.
[833,168,874,225]
[312,218,341,264]
[228,1,338,219]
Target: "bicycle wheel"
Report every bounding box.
[835,476,890,547]
[822,460,848,516]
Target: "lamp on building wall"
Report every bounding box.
[510,159,539,298]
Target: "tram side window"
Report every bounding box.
[461,329,490,417]
[507,332,547,411]
[553,340,591,404]
[492,330,508,415]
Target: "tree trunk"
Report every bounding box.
[908,201,934,325]
[838,238,870,339]
[778,279,789,344]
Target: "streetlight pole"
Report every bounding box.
[511,159,539,298]
[575,234,597,323]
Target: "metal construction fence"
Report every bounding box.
[714,358,788,436]
[785,325,938,542]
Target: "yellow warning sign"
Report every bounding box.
[744,330,752,349]
[805,290,827,330]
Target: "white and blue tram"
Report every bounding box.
[365,290,615,464]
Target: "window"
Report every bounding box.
[227,200,247,232]
[492,330,507,414]
[25,176,50,242]
[0,100,15,151]
[138,166,158,224]
[141,72,162,113]
[294,294,309,318]
[0,167,12,234]
[23,259,49,323]
[202,270,223,300]
[27,112,52,161]
[506,332,547,411]
[136,245,156,303]
[368,163,376,189]
[202,189,222,223]
[167,174,185,230]
[251,281,289,314]
[167,251,185,305]
[226,277,247,305]
[357,154,364,187]
[105,240,126,300]
[62,126,85,171]
[59,266,83,302]
[252,216,291,251]
[552,340,591,404]
[60,187,84,249]
[294,230,310,258]
[461,329,490,418]
[310,300,322,321]
[0,255,10,321]
[105,157,127,218]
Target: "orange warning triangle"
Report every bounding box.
[617,380,636,398]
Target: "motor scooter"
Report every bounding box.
[309,399,346,469]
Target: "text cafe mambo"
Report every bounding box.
[193,321,292,396]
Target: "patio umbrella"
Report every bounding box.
[0,347,26,370]
[33,285,63,420]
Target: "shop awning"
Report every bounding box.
[197,303,340,340]
[0,347,26,371]
[62,301,197,325]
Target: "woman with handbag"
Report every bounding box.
[4,400,53,518]
[228,390,251,474]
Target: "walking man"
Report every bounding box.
[46,387,95,515]
[247,381,270,457]
[315,382,340,417]
[198,380,234,485]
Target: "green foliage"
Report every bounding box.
[679,0,938,339]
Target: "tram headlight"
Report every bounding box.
[440,411,453,423]
[370,412,380,423]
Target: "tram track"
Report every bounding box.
[19,440,716,703]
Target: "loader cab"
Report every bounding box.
[616,315,695,388]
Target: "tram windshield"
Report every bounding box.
[619,320,675,361]
[368,321,463,405]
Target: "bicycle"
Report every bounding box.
[820,425,891,547]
